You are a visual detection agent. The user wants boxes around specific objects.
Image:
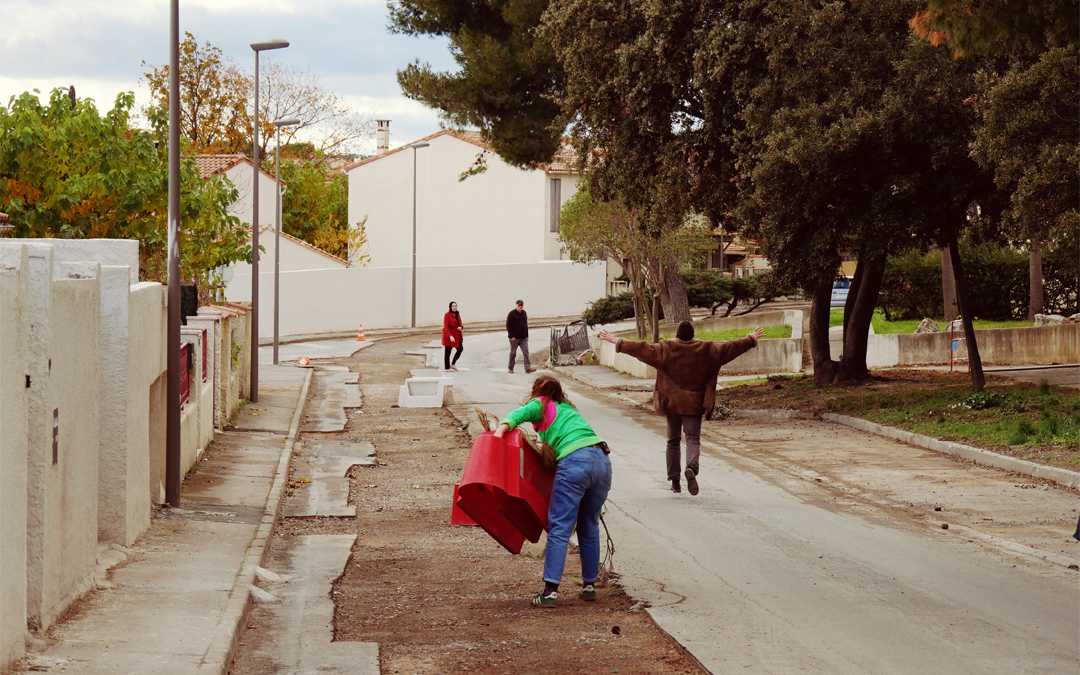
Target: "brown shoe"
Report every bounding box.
[684,467,699,496]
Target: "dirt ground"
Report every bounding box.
[238,336,703,675]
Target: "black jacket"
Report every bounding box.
[506,309,529,340]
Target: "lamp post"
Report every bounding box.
[248,39,289,403]
[410,142,429,328]
[165,0,182,506]
[272,117,300,365]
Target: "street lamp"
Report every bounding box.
[272,117,300,365]
[410,142,430,328]
[165,0,182,506]
[249,38,289,402]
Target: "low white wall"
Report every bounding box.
[0,247,29,670]
[25,255,102,631]
[225,260,607,337]
[196,305,251,423]
[13,238,138,283]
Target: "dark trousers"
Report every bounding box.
[444,345,462,369]
[665,413,702,481]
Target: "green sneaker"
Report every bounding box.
[580,583,597,602]
[531,590,557,608]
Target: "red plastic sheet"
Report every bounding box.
[450,430,555,554]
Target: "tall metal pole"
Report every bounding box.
[249,50,260,402]
[273,125,281,364]
[411,146,417,328]
[165,0,182,507]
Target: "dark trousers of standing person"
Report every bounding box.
[444,345,462,370]
[665,414,702,480]
[508,337,530,372]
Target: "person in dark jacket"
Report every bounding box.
[599,321,762,495]
[441,301,464,371]
[506,299,534,374]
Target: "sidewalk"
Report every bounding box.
[20,365,311,675]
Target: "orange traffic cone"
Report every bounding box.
[356,325,366,342]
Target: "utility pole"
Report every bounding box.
[165,0,181,506]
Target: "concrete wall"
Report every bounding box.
[196,305,251,424]
[24,252,102,632]
[349,133,574,268]
[12,239,139,283]
[180,328,215,475]
[224,227,347,279]
[224,260,606,337]
[834,324,1080,368]
[0,247,29,670]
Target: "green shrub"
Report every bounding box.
[682,270,734,309]
[583,292,635,326]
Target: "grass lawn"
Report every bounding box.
[661,324,792,341]
[829,308,1032,334]
[719,370,1080,471]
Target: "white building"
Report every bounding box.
[195,154,277,228]
[220,131,607,337]
[347,129,580,268]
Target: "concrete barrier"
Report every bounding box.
[24,248,102,632]
[398,377,448,408]
[832,324,1080,368]
[0,246,29,670]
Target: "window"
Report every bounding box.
[549,178,562,233]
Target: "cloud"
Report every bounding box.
[3,0,459,144]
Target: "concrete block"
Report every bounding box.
[397,377,447,408]
[25,248,102,632]
[0,245,28,669]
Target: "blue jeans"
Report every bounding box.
[543,445,613,585]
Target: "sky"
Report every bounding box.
[0,0,458,153]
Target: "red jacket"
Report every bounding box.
[442,311,463,347]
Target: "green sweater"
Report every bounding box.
[504,398,603,461]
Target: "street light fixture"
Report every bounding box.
[272,117,300,365]
[410,142,430,328]
[249,38,289,402]
[165,0,182,506]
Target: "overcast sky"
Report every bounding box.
[1,0,457,152]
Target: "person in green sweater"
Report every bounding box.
[495,375,612,607]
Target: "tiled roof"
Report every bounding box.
[194,154,277,181]
[343,129,580,175]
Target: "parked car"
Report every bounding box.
[831,277,852,308]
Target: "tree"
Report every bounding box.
[143,32,249,154]
[390,0,566,167]
[0,88,250,288]
[911,1,1078,58]
[144,33,373,158]
[559,183,713,339]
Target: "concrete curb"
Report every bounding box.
[197,367,314,674]
[821,413,1080,492]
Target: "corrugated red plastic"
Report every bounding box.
[451,430,555,554]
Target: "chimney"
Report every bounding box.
[376,120,390,153]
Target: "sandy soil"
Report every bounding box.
[233,336,703,675]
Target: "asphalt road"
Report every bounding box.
[441,330,1079,674]
[988,364,1080,390]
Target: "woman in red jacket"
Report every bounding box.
[442,301,464,371]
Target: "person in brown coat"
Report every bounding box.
[599,321,763,495]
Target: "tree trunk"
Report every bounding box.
[651,293,661,343]
[841,256,864,336]
[947,239,986,391]
[1028,239,1044,320]
[662,265,692,323]
[838,254,886,382]
[809,274,839,385]
[627,263,649,339]
[940,247,959,321]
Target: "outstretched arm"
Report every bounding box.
[709,328,764,366]
[599,330,664,369]
[494,399,543,437]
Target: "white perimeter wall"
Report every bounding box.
[349,134,552,268]
[226,260,606,337]
[0,246,28,669]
